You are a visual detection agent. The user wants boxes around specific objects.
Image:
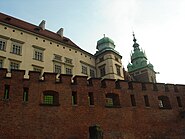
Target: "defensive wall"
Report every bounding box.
[0,68,185,139]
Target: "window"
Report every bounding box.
[176,96,182,107]
[105,93,120,107]
[82,65,87,75]
[33,46,44,61]
[23,88,29,102]
[54,63,61,74]
[88,92,94,105]
[142,83,146,90]
[130,95,136,106]
[0,59,3,68]
[53,54,62,61]
[128,82,133,90]
[144,95,150,107]
[116,65,121,76]
[4,85,10,100]
[72,91,77,105]
[65,57,72,64]
[33,66,43,73]
[10,61,20,70]
[44,95,54,104]
[66,67,72,75]
[99,66,106,77]
[42,90,59,106]
[90,69,95,77]
[11,42,22,55]
[115,80,121,89]
[0,38,6,51]
[158,96,171,109]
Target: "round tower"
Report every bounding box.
[95,35,124,80]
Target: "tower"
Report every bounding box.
[127,33,156,82]
[95,35,124,80]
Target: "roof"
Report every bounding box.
[97,37,114,46]
[0,12,80,49]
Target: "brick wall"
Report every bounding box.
[0,69,185,139]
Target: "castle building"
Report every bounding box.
[0,12,124,80]
[0,12,185,139]
[127,33,156,82]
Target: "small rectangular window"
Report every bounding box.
[116,65,121,76]
[65,57,72,64]
[130,95,136,106]
[0,59,3,68]
[176,96,182,107]
[144,95,150,107]
[106,98,113,107]
[44,95,54,104]
[4,85,10,100]
[54,54,62,61]
[33,66,43,73]
[99,66,106,77]
[66,67,72,75]
[88,92,94,105]
[90,69,95,77]
[72,91,77,105]
[23,88,29,102]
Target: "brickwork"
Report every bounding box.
[0,68,185,139]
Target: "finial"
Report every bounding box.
[133,32,137,43]
[103,34,105,38]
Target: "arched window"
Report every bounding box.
[105,93,120,108]
[158,96,171,109]
[41,90,59,106]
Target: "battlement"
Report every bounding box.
[0,68,185,112]
[0,69,184,93]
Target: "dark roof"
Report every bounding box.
[0,12,80,49]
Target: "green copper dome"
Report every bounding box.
[95,36,120,57]
[97,37,114,46]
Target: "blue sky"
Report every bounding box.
[1,0,185,84]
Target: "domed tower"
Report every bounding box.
[95,35,124,80]
[127,33,157,82]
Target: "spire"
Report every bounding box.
[133,32,137,43]
[132,32,140,50]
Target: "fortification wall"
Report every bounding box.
[0,69,185,139]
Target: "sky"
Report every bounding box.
[1,0,185,84]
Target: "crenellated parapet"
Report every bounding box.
[0,68,185,109]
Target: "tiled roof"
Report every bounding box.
[0,12,80,48]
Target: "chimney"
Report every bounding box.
[57,28,64,38]
[39,20,46,30]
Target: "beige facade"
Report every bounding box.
[0,12,124,80]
